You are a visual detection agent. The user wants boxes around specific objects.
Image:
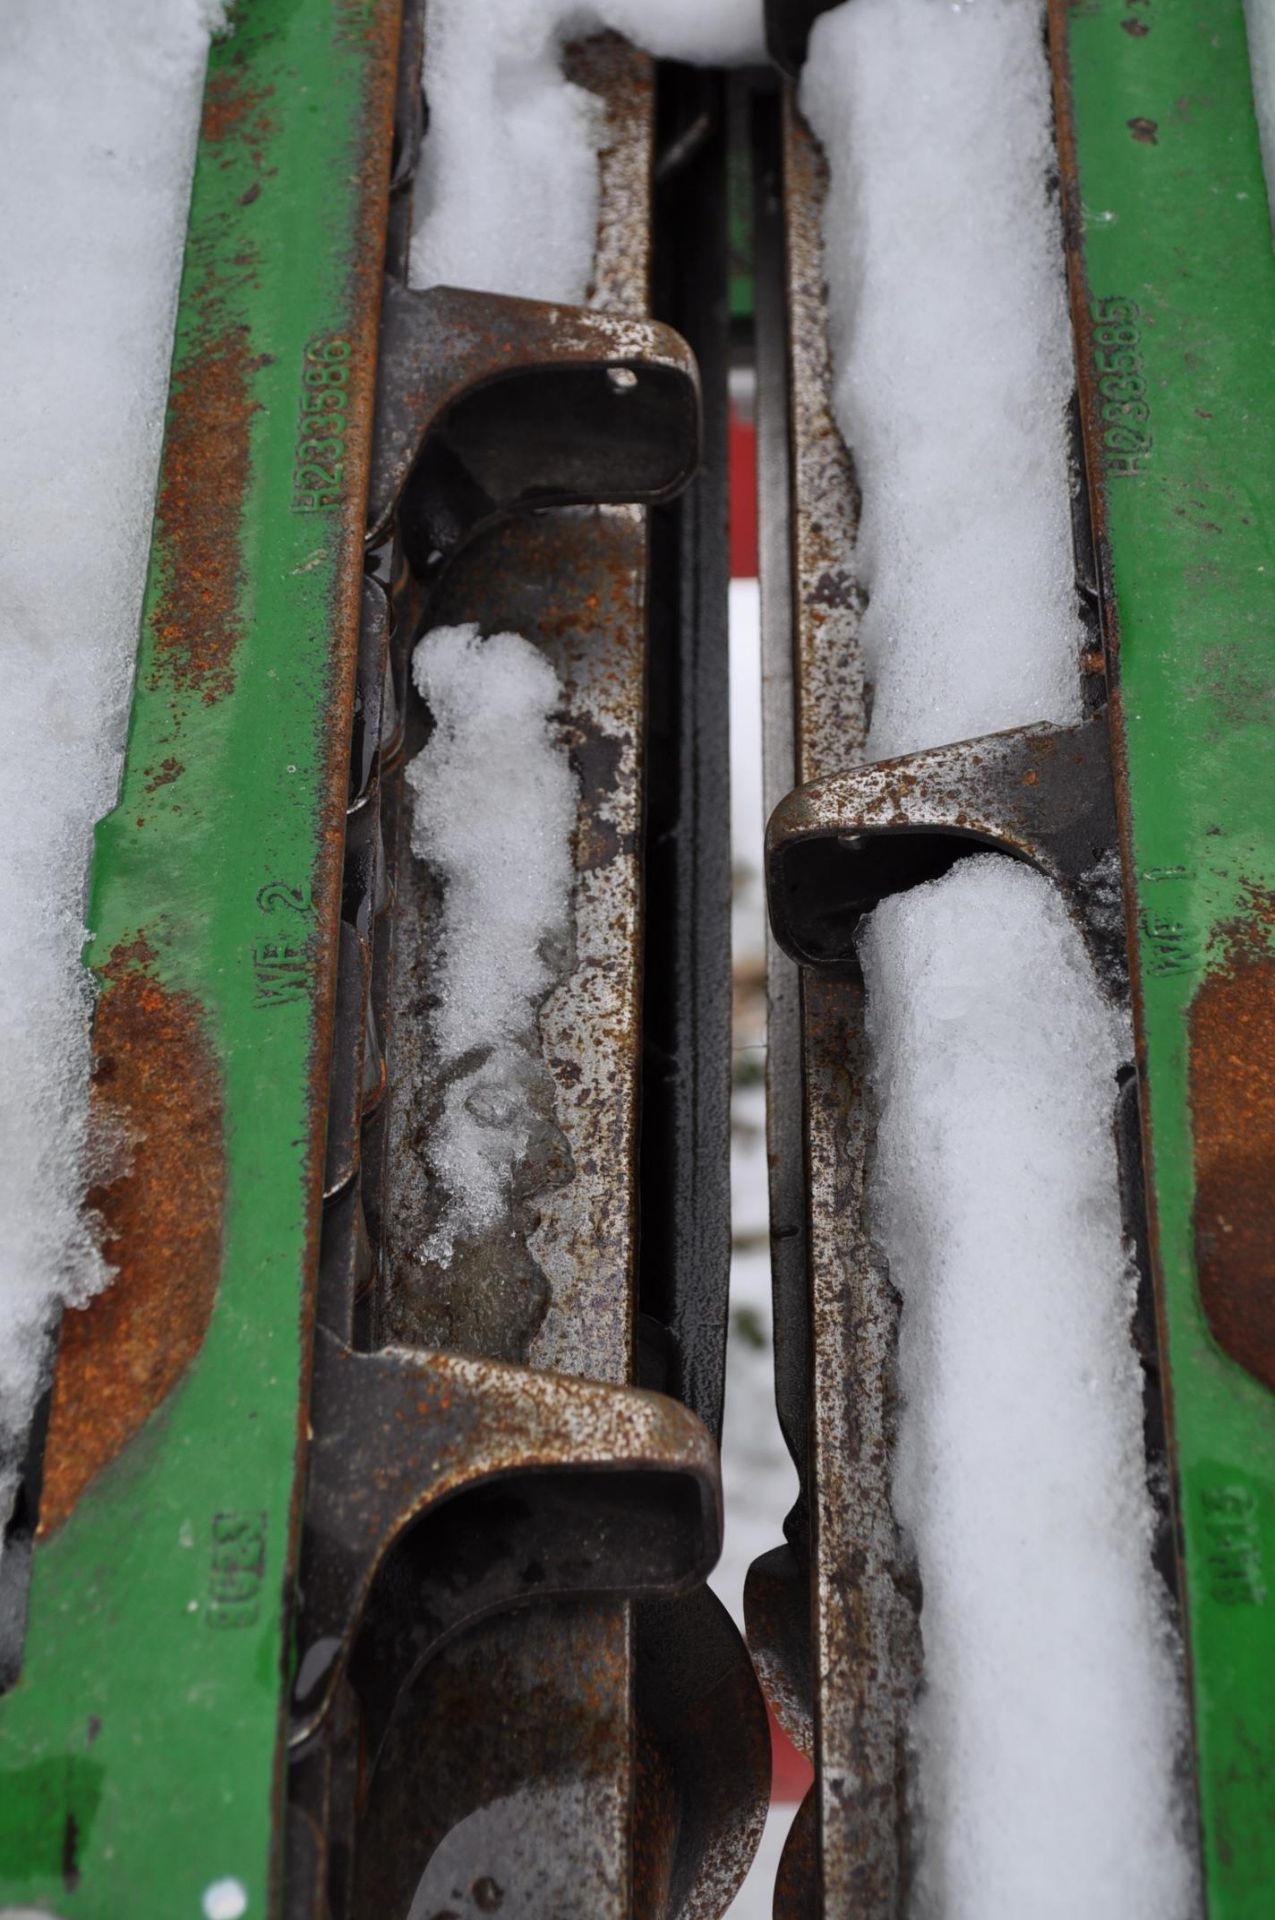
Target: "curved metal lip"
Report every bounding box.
[366,281,703,554]
[288,1332,723,1748]
[764,718,1120,981]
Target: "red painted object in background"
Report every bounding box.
[768,1703,813,1802]
[730,409,758,578]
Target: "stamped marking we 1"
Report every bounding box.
[1138,865,1198,978]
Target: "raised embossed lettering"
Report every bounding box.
[253,941,308,1007]
[1200,1485,1267,1608]
[1091,299,1151,475]
[208,1511,266,1628]
[291,336,351,511]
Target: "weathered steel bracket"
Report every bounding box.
[367,281,702,573]
[283,48,771,1912]
[290,1331,720,1747]
[766,717,1122,989]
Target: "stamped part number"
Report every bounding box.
[1138,864,1197,978]
[292,336,351,512]
[1091,297,1151,476]
[208,1511,266,1629]
[1201,1484,1267,1608]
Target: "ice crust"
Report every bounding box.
[411,0,765,302]
[0,0,218,1504]
[406,625,578,1261]
[802,1,1196,1909]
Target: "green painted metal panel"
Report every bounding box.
[0,2,398,1914]
[1054,2,1275,1910]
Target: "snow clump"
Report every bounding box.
[410,0,765,304]
[861,861,1196,1920]
[406,624,578,1263]
[802,0,1083,760]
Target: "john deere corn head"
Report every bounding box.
[0,1,1272,1915]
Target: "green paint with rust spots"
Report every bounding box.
[1054,1,1275,1908]
[0,2,398,1913]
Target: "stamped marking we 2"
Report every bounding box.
[253,877,311,1008]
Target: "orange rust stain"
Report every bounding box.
[39,942,225,1533]
[1189,898,1275,1393]
[201,67,278,168]
[202,68,248,143]
[149,326,258,706]
[143,755,184,796]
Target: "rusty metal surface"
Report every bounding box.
[351,1604,635,1919]
[145,46,295,710]
[286,34,766,1917]
[381,504,648,1385]
[567,32,655,317]
[1188,896,1275,1394]
[754,71,1162,1919]
[766,718,1123,990]
[633,1588,770,1920]
[148,327,254,706]
[783,100,866,789]
[384,0,427,280]
[374,43,665,1382]
[742,1546,811,1765]
[326,47,670,1915]
[362,410,761,1913]
[304,502,655,1913]
[291,1333,721,1743]
[774,1790,819,1911]
[799,969,920,1914]
[367,282,700,564]
[749,93,921,1917]
[38,939,224,1534]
